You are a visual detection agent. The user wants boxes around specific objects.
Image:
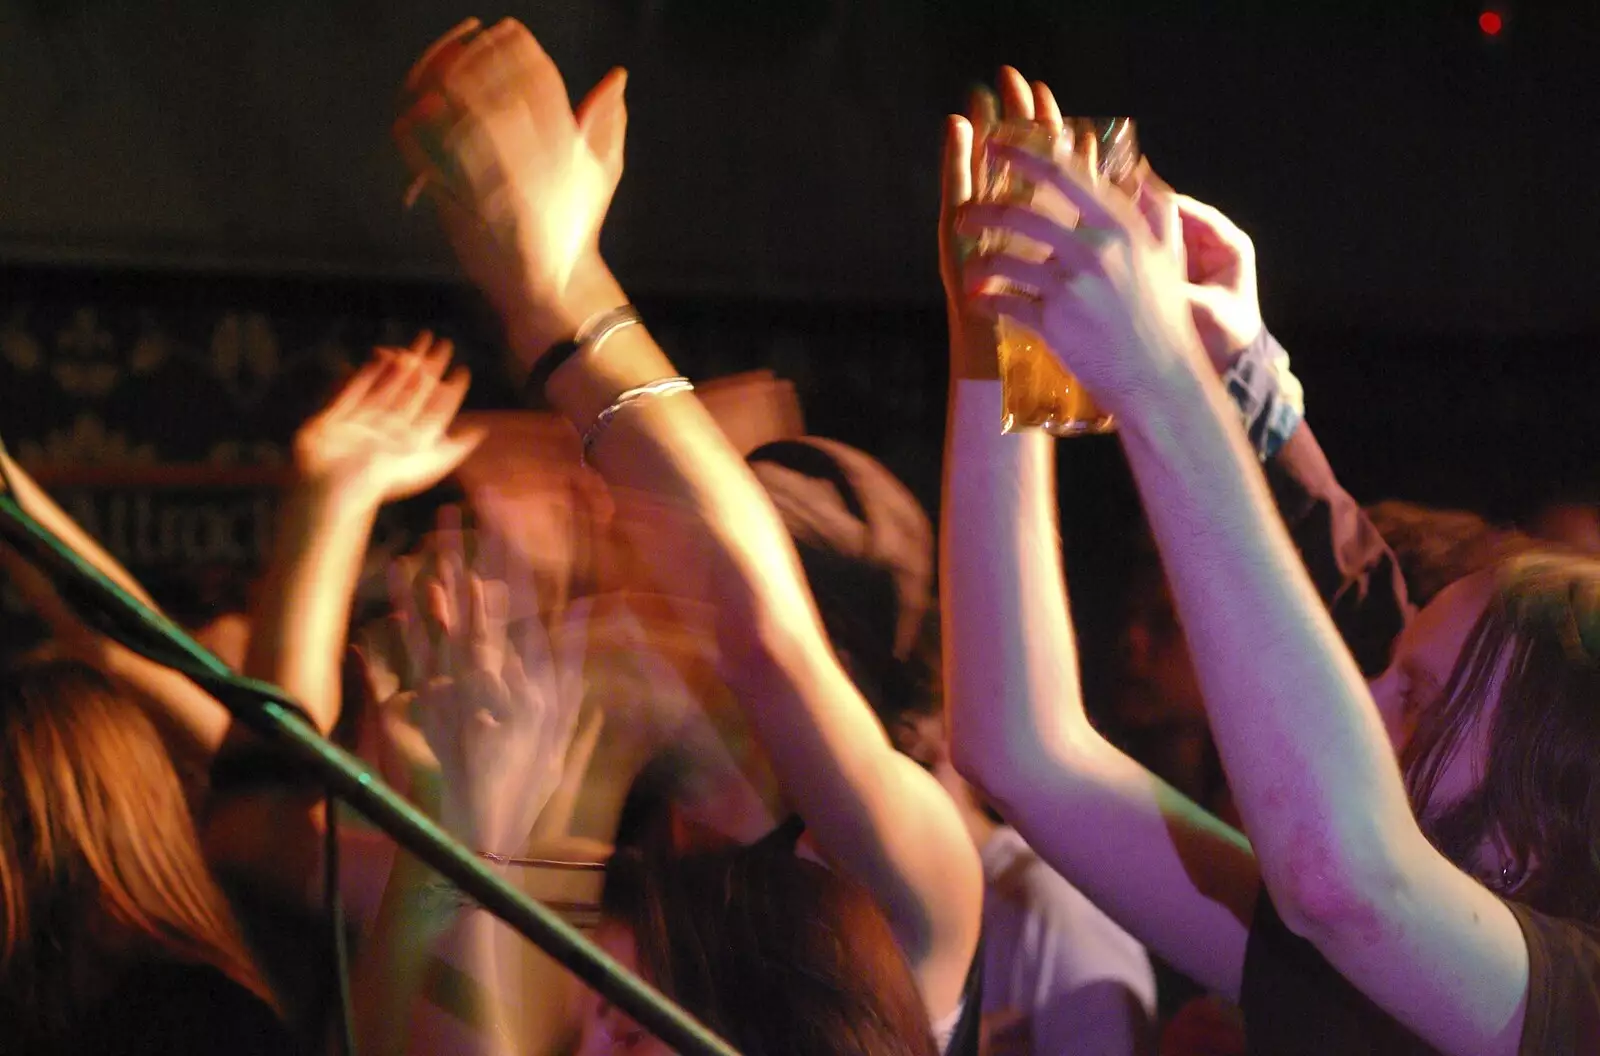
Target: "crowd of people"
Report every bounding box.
[2,15,1597,1056]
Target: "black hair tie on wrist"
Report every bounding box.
[521,304,642,406]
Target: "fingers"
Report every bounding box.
[576,67,629,175]
[457,17,573,138]
[1075,122,1100,181]
[1173,192,1244,241]
[996,66,1034,123]
[1032,81,1065,136]
[467,574,511,681]
[957,201,1099,272]
[987,143,1127,234]
[969,290,1045,336]
[962,250,1066,299]
[319,355,391,420]
[357,351,429,422]
[1175,194,1253,288]
[415,367,473,436]
[398,346,454,423]
[966,87,998,195]
[1135,181,1184,267]
[403,17,483,96]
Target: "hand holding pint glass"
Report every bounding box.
[976,117,1140,436]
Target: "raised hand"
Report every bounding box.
[293,333,483,506]
[395,509,583,855]
[394,18,628,356]
[957,125,1207,423]
[1175,193,1264,369]
[940,67,1068,382]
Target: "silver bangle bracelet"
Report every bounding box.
[579,376,695,467]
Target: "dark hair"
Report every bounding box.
[1403,552,1600,921]
[0,661,274,1043]
[1365,500,1536,608]
[747,438,936,726]
[601,837,938,1056]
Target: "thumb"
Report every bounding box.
[1134,181,1183,267]
[576,67,629,175]
[938,114,975,283]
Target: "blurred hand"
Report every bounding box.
[958,126,1208,422]
[395,508,583,854]
[293,334,483,506]
[394,18,628,356]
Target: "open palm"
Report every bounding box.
[293,332,484,505]
[394,18,628,331]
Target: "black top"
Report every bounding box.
[1241,891,1437,1054]
[8,960,298,1056]
[1244,891,1600,1054]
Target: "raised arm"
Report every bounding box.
[939,74,1258,998]
[395,17,981,1020]
[350,529,583,1056]
[963,121,1528,1054]
[1165,191,1413,671]
[242,335,482,740]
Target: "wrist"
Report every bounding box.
[948,312,1001,382]
[285,470,384,526]
[1117,354,1235,461]
[504,258,628,376]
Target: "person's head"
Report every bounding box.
[0,661,271,1036]
[1365,500,1534,608]
[583,836,937,1056]
[747,437,938,741]
[1371,552,1600,920]
[1113,545,1206,728]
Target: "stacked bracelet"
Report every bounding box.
[521,303,643,403]
[580,377,695,467]
[478,851,606,871]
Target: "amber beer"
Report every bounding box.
[981,118,1138,436]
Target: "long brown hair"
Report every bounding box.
[601,834,939,1056]
[0,660,274,1039]
[1403,551,1600,921]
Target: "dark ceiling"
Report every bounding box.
[0,2,1596,334]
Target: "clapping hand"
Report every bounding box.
[394,18,628,355]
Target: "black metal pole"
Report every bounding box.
[0,477,740,1056]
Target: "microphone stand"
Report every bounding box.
[0,450,739,1056]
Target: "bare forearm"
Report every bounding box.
[940,383,1086,786]
[1117,360,1413,909]
[529,262,980,1002]
[351,854,516,1056]
[245,479,378,735]
[940,381,1255,993]
[0,447,156,607]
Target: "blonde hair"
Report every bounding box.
[0,661,273,1037]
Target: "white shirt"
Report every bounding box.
[981,826,1157,1055]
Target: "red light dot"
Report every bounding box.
[1479,10,1503,36]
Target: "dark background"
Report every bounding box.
[1,1,1596,548]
